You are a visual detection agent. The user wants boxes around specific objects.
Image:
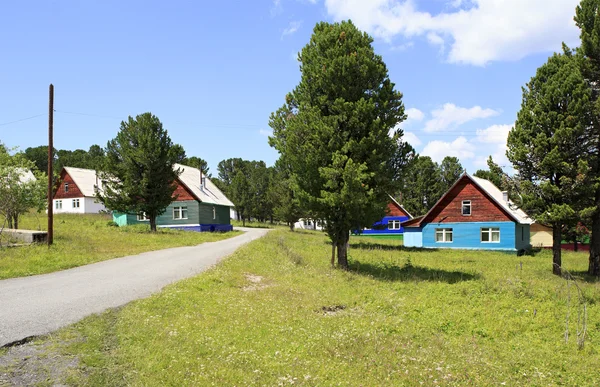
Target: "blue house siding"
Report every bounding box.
[422,222,517,250]
[515,223,531,251]
[361,215,410,235]
[404,228,423,247]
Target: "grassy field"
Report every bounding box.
[0,213,239,280]
[1,229,599,386]
[231,219,288,229]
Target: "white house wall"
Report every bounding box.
[52,197,107,214]
[84,197,108,214]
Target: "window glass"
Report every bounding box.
[462,200,471,216]
[435,228,453,242]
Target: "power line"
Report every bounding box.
[0,113,46,127]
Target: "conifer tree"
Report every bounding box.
[269,21,406,268]
[99,113,185,232]
[507,50,593,275]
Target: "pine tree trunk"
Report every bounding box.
[149,217,157,232]
[242,216,246,227]
[331,243,335,268]
[13,215,18,230]
[552,224,562,276]
[336,232,349,270]
[588,211,600,276]
[289,222,294,231]
[574,240,578,252]
[7,214,13,229]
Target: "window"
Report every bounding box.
[388,220,401,230]
[213,207,216,220]
[173,206,188,220]
[462,200,471,216]
[435,228,453,243]
[137,212,149,221]
[304,219,312,226]
[481,227,500,243]
[64,183,69,193]
[73,199,80,208]
[55,200,62,210]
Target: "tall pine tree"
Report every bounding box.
[99,113,185,232]
[269,21,406,268]
[507,50,593,275]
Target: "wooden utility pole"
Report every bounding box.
[47,84,54,246]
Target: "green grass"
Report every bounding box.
[6,230,600,386]
[0,212,239,279]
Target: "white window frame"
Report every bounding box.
[435,228,453,243]
[55,200,62,210]
[137,212,149,221]
[462,200,471,216]
[388,220,401,230]
[173,206,188,220]
[481,227,501,243]
[73,199,80,208]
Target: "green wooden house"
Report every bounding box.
[113,163,234,231]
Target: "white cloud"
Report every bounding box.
[424,103,498,132]
[391,41,414,51]
[259,129,273,137]
[422,136,475,163]
[403,131,422,146]
[473,124,513,168]
[282,21,303,38]
[405,107,424,123]
[322,0,580,65]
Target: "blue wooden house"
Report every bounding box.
[358,196,413,238]
[402,173,532,252]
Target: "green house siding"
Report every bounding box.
[113,200,231,227]
[160,200,200,226]
[198,203,230,225]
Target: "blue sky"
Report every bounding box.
[0,0,582,174]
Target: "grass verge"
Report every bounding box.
[2,230,599,386]
[0,213,239,279]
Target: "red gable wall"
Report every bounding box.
[387,201,410,217]
[173,179,196,201]
[53,169,85,199]
[422,176,513,224]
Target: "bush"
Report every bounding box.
[106,221,119,228]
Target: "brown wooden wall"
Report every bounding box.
[53,169,84,199]
[173,179,196,201]
[423,176,513,224]
[387,202,410,217]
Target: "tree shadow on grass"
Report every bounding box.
[569,271,600,284]
[349,260,481,283]
[349,241,439,253]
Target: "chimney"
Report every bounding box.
[502,191,508,203]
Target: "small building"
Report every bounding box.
[294,218,324,231]
[53,167,108,214]
[402,173,532,252]
[358,196,412,238]
[113,163,234,231]
[530,223,553,248]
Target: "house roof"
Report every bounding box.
[63,167,100,197]
[388,194,413,219]
[174,163,234,207]
[18,169,36,183]
[470,175,532,224]
[403,173,533,228]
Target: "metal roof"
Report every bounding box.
[63,167,100,197]
[174,163,234,207]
